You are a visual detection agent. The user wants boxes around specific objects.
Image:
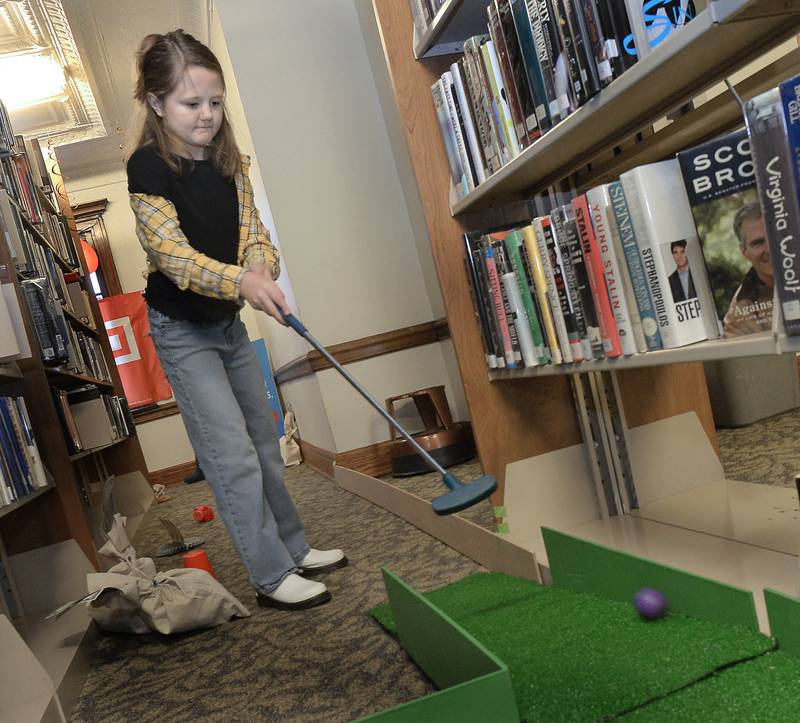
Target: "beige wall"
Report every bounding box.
[215,0,470,454]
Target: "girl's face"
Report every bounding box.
[151,65,224,160]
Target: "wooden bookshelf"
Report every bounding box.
[0,135,149,576]
[448,0,800,214]
[369,0,800,505]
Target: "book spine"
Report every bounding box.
[532,0,571,119]
[489,2,533,148]
[551,0,586,109]
[602,0,636,70]
[492,239,524,365]
[551,206,591,360]
[586,185,637,355]
[522,223,562,363]
[608,181,663,350]
[441,71,476,192]
[504,229,549,363]
[14,396,46,488]
[452,61,487,185]
[464,234,499,367]
[581,0,615,86]
[502,270,538,367]
[511,0,554,132]
[563,0,601,98]
[463,37,503,176]
[572,194,621,356]
[484,243,518,367]
[431,78,469,199]
[623,0,651,60]
[621,160,712,348]
[22,282,56,363]
[498,0,543,141]
[748,88,800,335]
[542,215,583,361]
[534,217,574,362]
[482,41,522,161]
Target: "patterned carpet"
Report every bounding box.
[69,407,799,722]
[69,462,485,722]
[717,406,800,489]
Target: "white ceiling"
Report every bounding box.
[57,0,211,180]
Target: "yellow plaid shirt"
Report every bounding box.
[129,154,279,302]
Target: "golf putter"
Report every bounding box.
[282,313,497,514]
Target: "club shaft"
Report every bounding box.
[300,328,448,476]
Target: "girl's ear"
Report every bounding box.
[147,93,163,117]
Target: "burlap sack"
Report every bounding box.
[49,514,250,634]
[280,408,302,466]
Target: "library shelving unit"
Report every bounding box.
[371,0,800,628]
[0,133,151,713]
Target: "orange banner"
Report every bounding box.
[99,292,172,409]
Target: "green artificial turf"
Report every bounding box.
[619,651,800,721]
[370,573,775,722]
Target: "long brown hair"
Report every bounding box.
[133,30,240,179]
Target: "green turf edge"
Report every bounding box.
[354,568,519,723]
[765,588,800,659]
[542,527,759,630]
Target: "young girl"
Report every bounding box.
[127,30,346,610]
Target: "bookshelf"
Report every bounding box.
[0,130,149,584]
[371,0,800,607]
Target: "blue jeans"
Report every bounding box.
[148,308,309,594]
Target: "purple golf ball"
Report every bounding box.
[634,587,668,620]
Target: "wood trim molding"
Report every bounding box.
[148,460,196,487]
[336,440,393,478]
[275,318,449,385]
[299,440,336,480]
[132,401,180,424]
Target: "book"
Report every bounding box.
[451,61,487,185]
[572,194,622,356]
[504,229,549,363]
[586,185,638,355]
[551,205,594,360]
[464,233,501,368]
[510,0,553,133]
[463,36,504,176]
[484,240,518,367]
[551,0,586,109]
[597,0,637,72]
[579,0,616,87]
[746,87,800,336]
[677,129,766,338]
[530,0,571,120]
[624,0,698,59]
[491,237,524,365]
[608,181,663,350]
[441,71,477,192]
[621,159,718,348]
[522,222,563,363]
[563,0,602,99]
[431,77,470,199]
[489,2,537,148]
[481,40,522,162]
[534,216,574,362]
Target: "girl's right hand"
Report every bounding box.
[240,266,290,324]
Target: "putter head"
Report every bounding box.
[432,474,497,515]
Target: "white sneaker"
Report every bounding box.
[299,548,349,576]
[256,573,331,610]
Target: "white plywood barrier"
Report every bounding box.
[626,411,724,507]
[503,442,603,551]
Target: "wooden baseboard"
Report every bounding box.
[148,460,197,487]
[299,440,336,480]
[336,440,393,478]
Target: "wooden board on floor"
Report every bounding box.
[335,466,540,581]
